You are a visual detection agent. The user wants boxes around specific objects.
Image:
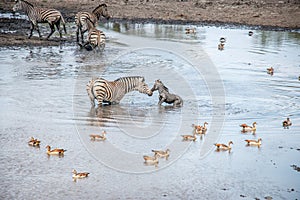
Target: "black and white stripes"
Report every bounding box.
[86,76,153,107]
[13,0,67,39]
[75,3,110,43]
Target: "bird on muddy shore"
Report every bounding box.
[185,27,196,34]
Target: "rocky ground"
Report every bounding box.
[0,0,299,46]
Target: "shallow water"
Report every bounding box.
[0,22,300,199]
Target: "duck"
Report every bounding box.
[72,169,89,179]
[152,149,170,160]
[181,133,197,141]
[45,145,67,155]
[28,137,41,147]
[185,27,196,34]
[245,138,262,146]
[193,122,208,135]
[143,154,159,164]
[218,43,225,50]
[89,131,107,141]
[219,37,226,43]
[248,31,254,36]
[214,141,233,150]
[267,67,274,75]
[282,117,292,127]
[240,122,257,132]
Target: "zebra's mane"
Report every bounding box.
[114,76,144,82]
[160,82,169,92]
[20,0,34,8]
[92,3,107,13]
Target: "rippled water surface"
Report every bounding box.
[1,22,300,199]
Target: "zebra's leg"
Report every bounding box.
[55,20,62,39]
[158,95,166,105]
[76,26,80,43]
[29,22,39,39]
[81,29,88,43]
[47,23,56,40]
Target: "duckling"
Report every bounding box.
[28,137,41,147]
[282,117,292,128]
[214,141,233,150]
[245,138,262,146]
[218,43,225,50]
[181,133,197,141]
[240,122,257,132]
[45,145,67,155]
[89,131,107,141]
[267,67,274,75]
[219,37,226,43]
[72,169,89,179]
[248,31,254,36]
[185,27,196,34]
[143,154,159,164]
[152,149,170,160]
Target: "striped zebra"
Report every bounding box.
[75,3,110,43]
[12,0,67,39]
[79,17,106,51]
[86,76,153,106]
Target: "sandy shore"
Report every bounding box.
[0,0,299,46]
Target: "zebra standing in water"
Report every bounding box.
[12,0,67,40]
[79,17,106,51]
[75,3,110,43]
[86,76,153,107]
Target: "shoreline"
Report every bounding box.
[0,0,299,47]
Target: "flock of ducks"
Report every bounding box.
[28,116,292,175]
[27,131,108,181]
[214,117,292,153]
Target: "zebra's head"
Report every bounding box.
[12,0,22,12]
[151,79,169,92]
[93,3,111,20]
[136,77,153,96]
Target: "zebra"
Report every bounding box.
[86,76,153,107]
[75,3,110,43]
[12,0,67,40]
[151,79,183,107]
[79,17,106,51]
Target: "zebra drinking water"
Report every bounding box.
[151,79,183,107]
[12,0,67,40]
[75,3,110,43]
[86,76,153,107]
[79,17,106,51]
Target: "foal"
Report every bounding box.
[151,79,183,107]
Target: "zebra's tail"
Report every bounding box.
[60,14,67,34]
[86,78,96,107]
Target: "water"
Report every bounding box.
[0,22,300,199]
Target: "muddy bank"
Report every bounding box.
[0,0,299,46]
